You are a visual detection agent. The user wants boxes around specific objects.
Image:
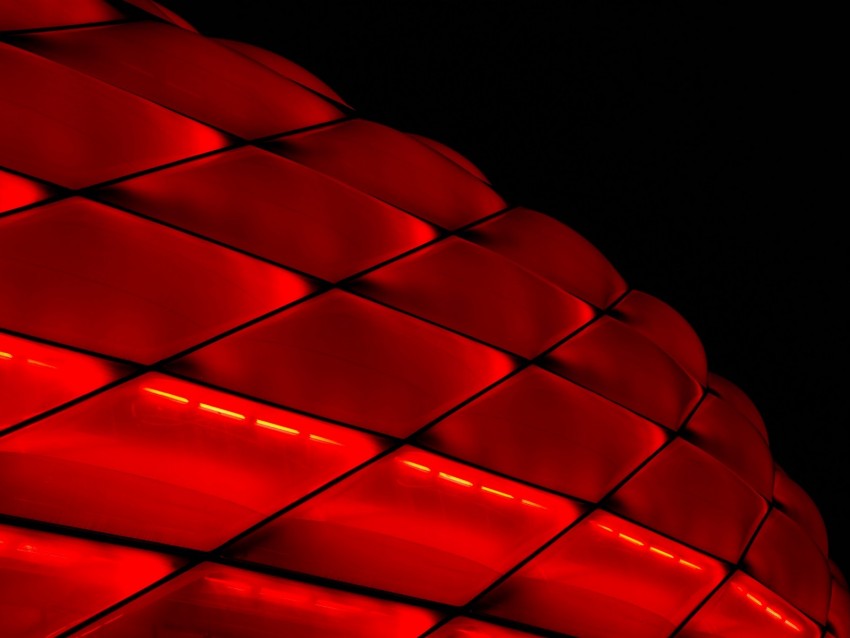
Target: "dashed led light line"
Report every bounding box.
[399,459,547,508]
[142,387,344,447]
[595,522,702,571]
[0,351,57,369]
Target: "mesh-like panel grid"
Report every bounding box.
[0,3,846,637]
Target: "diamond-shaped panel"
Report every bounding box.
[228,447,583,605]
[0,198,314,363]
[170,291,517,437]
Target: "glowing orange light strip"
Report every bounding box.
[619,533,644,547]
[521,499,545,509]
[309,434,341,445]
[439,472,473,487]
[594,522,704,571]
[401,460,431,472]
[26,358,56,369]
[735,584,803,632]
[0,352,13,360]
[256,419,299,435]
[199,403,246,420]
[481,486,514,499]
[143,387,189,404]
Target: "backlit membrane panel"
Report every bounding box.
[0,3,844,637]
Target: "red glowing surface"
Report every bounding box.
[544,317,703,428]
[171,291,517,437]
[0,523,180,638]
[610,439,768,562]
[17,22,342,139]
[0,1,122,32]
[215,38,347,105]
[0,198,313,363]
[0,44,227,189]
[98,146,437,282]
[0,3,845,635]
[352,237,595,358]
[611,291,707,383]
[708,373,769,441]
[678,572,820,637]
[774,468,829,555]
[465,207,628,308]
[0,332,128,432]
[229,447,583,604]
[407,133,491,182]
[0,169,52,214]
[429,617,538,637]
[74,563,440,637]
[0,373,385,549]
[829,579,850,638]
[479,511,727,638]
[743,509,832,622]
[683,393,774,498]
[420,366,667,502]
[267,119,507,229]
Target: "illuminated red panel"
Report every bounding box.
[267,120,506,229]
[833,561,849,589]
[407,134,490,182]
[352,238,595,357]
[0,1,122,32]
[122,0,197,32]
[98,147,437,281]
[428,617,538,637]
[543,317,703,428]
[0,169,52,213]
[215,38,347,105]
[773,468,829,554]
[677,572,820,638]
[611,291,707,383]
[0,373,385,550]
[0,332,129,433]
[611,439,768,562]
[228,447,582,605]
[708,373,769,441]
[743,509,831,622]
[75,562,440,638]
[16,23,342,139]
[0,523,180,638]
[478,511,727,638]
[829,580,850,638]
[0,44,227,189]
[0,198,313,363]
[419,366,667,502]
[683,393,774,498]
[171,291,516,437]
[465,207,627,308]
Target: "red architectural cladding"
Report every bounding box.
[0,2,846,637]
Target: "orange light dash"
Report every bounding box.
[143,387,189,404]
[439,472,473,487]
[256,419,299,435]
[401,460,431,473]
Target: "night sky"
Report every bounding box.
[167,1,846,571]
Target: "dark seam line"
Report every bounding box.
[55,562,197,638]
[82,194,330,285]
[0,18,138,38]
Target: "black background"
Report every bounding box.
[166,2,846,570]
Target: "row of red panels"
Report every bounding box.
[4,515,842,638]
[0,330,840,633]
